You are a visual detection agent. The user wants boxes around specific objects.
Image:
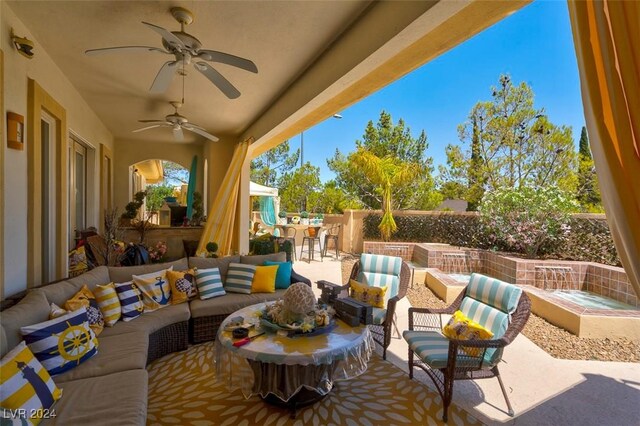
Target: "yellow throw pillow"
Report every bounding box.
[167,269,197,304]
[251,265,279,293]
[49,302,68,319]
[94,282,122,326]
[349,279,387,308]
[64,284,105,335]
[132,269,172,313]
[0,341,62,425]
[442,310,494,357]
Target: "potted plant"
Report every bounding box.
[300,210,309,225]
[278,210,288,225]
[120,190,147,226]
[190,192,204,226]
[206,241,219,258]
[313,213,324,225]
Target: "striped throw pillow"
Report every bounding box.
[114,281,144,322]
[195,268,226,300]
[20,307,98,376]
[94,282,122,326]
[0,341,62,424]
[225,263,257,294]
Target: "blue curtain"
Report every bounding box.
[259,196,276,227]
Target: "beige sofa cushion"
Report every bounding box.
[108,258,188,283]
[45,369,148,426]
[99,303,190,337]
[67,266,111,292]
[36,267,110,306]
[240,252,286,265]
[188,255,240,282]
[189,290,287,318]
[0,327,7,358]
[1,290,50,354]
[53,331,148,383]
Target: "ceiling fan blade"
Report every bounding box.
[142,22,185,49]
[194,62,240,99]
[138,120,166,124]
[85,46,169,56]
[133,124,164,133]
[183,123,219,142]
[173,126,185,142]
[196,50,258,73]
[150,61,179,93]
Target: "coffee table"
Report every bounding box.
[215,302,373,415]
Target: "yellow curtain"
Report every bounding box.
[197,139,251,256]
[568,0,640,295]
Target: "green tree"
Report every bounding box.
[251,141,300,188]
[327,111,437,209]
[308,180,362,214]
[277,163,321,212]
[145,184,175,212]
[351,148,420,241]
[162,161,189,186]
[440,75,578,199]
[575,126,602,211]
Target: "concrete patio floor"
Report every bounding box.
[292,255,640,426]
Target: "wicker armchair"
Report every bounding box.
[404,274,531,422]
[349,257,411,360]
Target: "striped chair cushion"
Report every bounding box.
[358,254,403,300]
[0,341,62,422]
[196,267,226,300]
[459,297,509,365]
[465,273,522,314]
[20,307,98,375]
[225,263,257,294]
[114,281,144,321]
[93,282,121,326]
[403,330,490,370]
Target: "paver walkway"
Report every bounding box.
[293,256,640,426]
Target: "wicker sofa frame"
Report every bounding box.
[348,259,411,360]
[407,288,531,422]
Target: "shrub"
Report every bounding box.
[479,187,578,257]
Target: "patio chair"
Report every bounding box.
[348,254,411,360]
[322,224,340,258]
[403,273,531,422]
[300,226,323,262]
[280,226,297,261]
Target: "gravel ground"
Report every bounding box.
[406,284,640,363]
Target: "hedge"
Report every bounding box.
[363,212,621,266]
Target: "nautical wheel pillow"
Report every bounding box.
[20,306,98,376]
[0,341,62,424]
[132,267,173,312]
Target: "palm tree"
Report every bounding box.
[351,148,420,241]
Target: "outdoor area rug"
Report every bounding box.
[147,342,481,425]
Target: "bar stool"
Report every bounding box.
[281,226,297,261]
[323,224,340,258]
[300,227,323,263]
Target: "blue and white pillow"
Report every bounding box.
[195,268,226,300]
[20,307,98,376]
[114,281,144,321]
[225,263,257,294]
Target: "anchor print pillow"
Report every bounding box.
[20,306,98,376]
[0,341,62,424]
[132,268,173,313]
[64,285,105,335]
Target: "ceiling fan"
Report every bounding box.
[85,7,257,99]
[133,101,219,142]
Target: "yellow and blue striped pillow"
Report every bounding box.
[20,307,98,376]
[94,282,122,326]
[0,341,62,425]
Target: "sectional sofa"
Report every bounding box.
[0,252,309,425]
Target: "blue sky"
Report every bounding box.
[296,0,586,182]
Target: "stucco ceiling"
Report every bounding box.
[7,0,371,143]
